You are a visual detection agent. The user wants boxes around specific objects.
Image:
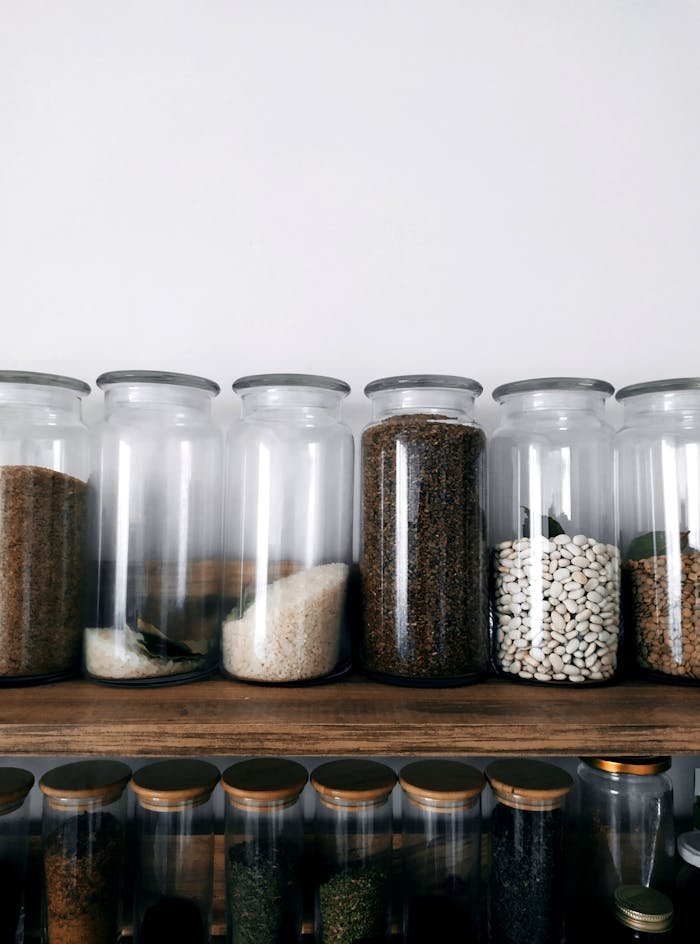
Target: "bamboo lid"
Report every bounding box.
[131,760,220,811]
[311,760,396,806]
[486,760,573,810]
[0,767,34,814]
[39,760,131,807]
[582,757,671,776]
[400,761,485,806]
[222,758,308,809]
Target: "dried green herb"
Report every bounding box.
[626,530,692,561]
[135,619,196,661]
[227,842,301,944]
[520,506,566,539]
[318,865,389,944]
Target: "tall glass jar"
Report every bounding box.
[131,759,220,944]
[222,758,308,944]
[616,379,700,682]
[489,378,620,685]
[361,375,488,685]
[576,757,674,936]
[399,760,484,943]
[40,759,131,944]
[0,371,90,684]
[85,371,223,686]
[0,767,34,944]
[675,832,700,941]
[311,759,397,944]
[222,374,354,684]
[486,759,573,944]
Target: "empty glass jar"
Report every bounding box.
[131,759,220,944]
[490,377,620,685]
[222,758,308,944]
[40,759,131,944]
[86,371,223,685]
[616,379,700,682]
[399,760,484,943]
[0,767,34,944]
[361,375,488,685]
[222,374,354,684]
[0,371,90,684]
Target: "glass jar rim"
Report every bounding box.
[492,377,614,402]
[0,370,91,395]
[233,373,350,395]
[97,370,220,396]
[364,374,482,398]
[616,377,700,402]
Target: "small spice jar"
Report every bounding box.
[616,379,700,682]
[490,377,620,685]
[0,767,34,943]
[312,759,397,944]
[40,760,131,944]
[131,759,220,944]
[675,832,700,941]
[222,758,308,944]
[399,760,484,943]
[86,371,223,686]
[360,375,488,685]
[486,759,573,944]
[0,371,90,684]
[222,374,354,685]
[612,885,675,941]
[576,757,675,936]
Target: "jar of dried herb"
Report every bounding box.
[612,885,675,941]
[0,767,34,944]
[86,371,223,686]
[222,758,308,944]
[361,375,488,685]
[616,379,700,683]
[399,760,484,944]
[486,759,573,944]
[312,759,397,944]
[131,759,220,944]
[40,759,131,944]
[0,371,90,684]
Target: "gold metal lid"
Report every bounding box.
[486,759,573,811]
[582,757,671,775]
[40,760,131,809]
[311,760,396,807]
[400,760,485,808]
[614,885,674,933]
[131,760,220,811]
[222,758,308,809]
[0,767,34,814]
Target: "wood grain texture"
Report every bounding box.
[0,676,697,756]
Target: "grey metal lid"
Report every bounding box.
[616,378,700,402]
[97,370,220,395]
[493,377,614,402]
[0,370,91,395]
[364,374,483,398]
[233,373,350,395]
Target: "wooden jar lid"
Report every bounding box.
[222,758,308,808]
[131,760,220,811]
[0,767,34,813]
[486,759,573,810]
[582,756,671,776]
[311,760,396,806]
[400,760,485,806]
[39,760,131,807]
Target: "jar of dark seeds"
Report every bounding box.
[222,758,308,944]
[0,371,90,684]
[399,760,484,944]
[131,760,220,944]
[40,760,131,944]
[360,375,488,685]
[0,767,34,944]
[312,759,397,944]
[486,759,573,944]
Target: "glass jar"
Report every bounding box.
[676,832,700,941]
[86,371,223,685]
[222,374,354,684]
[40,759,131,944]
[576,757,674,935]
[486,759,573,944]
[616,379,700,682]
[131,759,220,944]
[612,885,674,941]
[490,377,620,685]
[399,760,484,943]
[0,371,90,684]
[311,759,397,944]
[0,767,34,943]
[360,375,488,685]
[222,758,308,944]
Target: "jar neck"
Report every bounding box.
[0,383,83,421]
[239,387,345,420]
[621,389,700,420]
[369,387,477,422]
[499,389,608,419]
[104,383,214,417]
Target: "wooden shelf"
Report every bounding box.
[0,675,698,756]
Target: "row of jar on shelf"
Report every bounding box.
[0,368,698,688]
[1,755,694,943]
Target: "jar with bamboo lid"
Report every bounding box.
[39,759,131,944]
[311,759,397,944]
[612,885,675,940]
[399,760,484,943]
[0,767,34,944]
[131,759,220,944]
[486,759,573,944]
[222,758,308,944]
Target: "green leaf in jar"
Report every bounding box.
[626,530,691,561]
[520,506,566,539]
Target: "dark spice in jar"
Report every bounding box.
[318,864,389,944]
[139,896,207,944]
[361,414,487,681]
[0,860,24,943]
[0,465,87,681]
[405,875,475,942]
[227,841,301,944]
